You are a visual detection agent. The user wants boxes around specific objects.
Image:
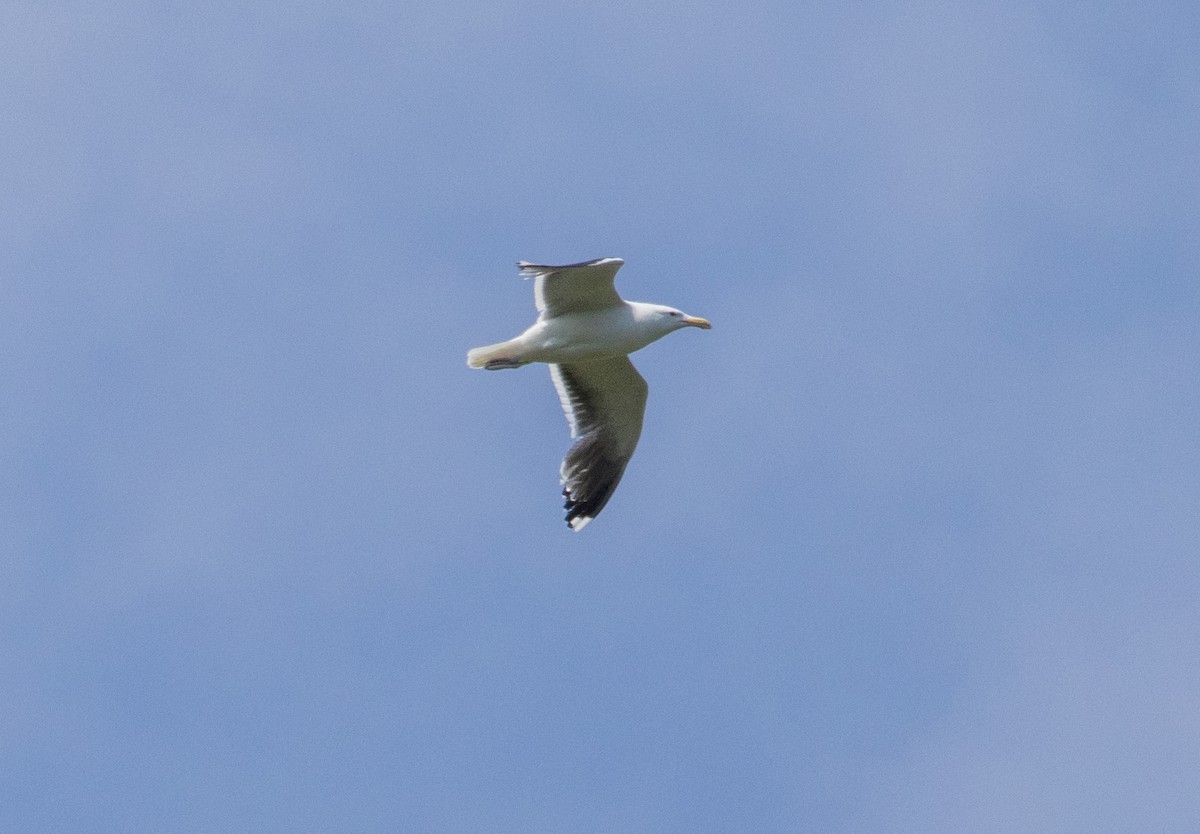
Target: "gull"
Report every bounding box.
[468,257,711,531]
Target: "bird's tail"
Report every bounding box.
[467,338,525,369]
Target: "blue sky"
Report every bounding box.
[4,2,1199,831]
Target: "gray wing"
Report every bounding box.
[518,257,625,318]
[549,356,649,531]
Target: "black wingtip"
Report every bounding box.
[559,438,632,532]
[563,488,585,530]
[562,484,611,532]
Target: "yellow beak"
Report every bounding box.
[683,316,712,329]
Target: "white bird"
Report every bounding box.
[468,257,712,531]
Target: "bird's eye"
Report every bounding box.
[669,311,680,317]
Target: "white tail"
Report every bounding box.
[467,339,522,369]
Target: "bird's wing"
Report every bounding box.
[549,356,649,531]
[518,257,625,318]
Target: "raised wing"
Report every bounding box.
[549,356,649,531]
[518,257,625,318]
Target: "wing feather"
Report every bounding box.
[548,357,648,530]
[518,257,625,318]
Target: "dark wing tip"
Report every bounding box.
[560,447,629,532]
[563,486,599,531]
[564,489,599,531]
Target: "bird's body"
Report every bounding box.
[467,257,711,531]
[473,303,679,366]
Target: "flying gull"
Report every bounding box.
[467,257,711,530]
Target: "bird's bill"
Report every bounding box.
[682,315,712,329]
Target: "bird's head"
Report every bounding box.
[656,306,712,331]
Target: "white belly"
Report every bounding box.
[519,308,662,363]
